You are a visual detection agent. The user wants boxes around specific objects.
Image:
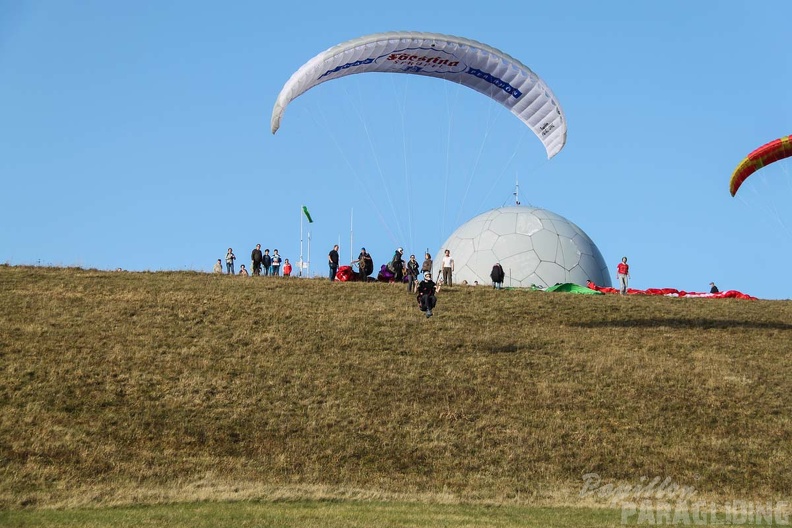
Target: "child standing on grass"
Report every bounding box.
[271,250,282,276]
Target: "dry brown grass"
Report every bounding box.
[1,264,791,510]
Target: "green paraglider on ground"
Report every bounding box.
[544,283,604,294]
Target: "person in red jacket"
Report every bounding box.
[616,257,630,295]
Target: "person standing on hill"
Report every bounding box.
[328,244,339,281]
[271,249,282,277]
[390,247,405,283]
[406,254,420,293]
[416,271,438,318]
[490,262,505,289]
[421,252,433,275]
[262,249,272,277]
[709,282,719,293]
[441,249,454,287]
[282,259,292,277]
[225,248,236,275]
[616,256,630,295]
[357,247,372,282]
[251,244,263,276]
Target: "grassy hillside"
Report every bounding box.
[1,265,791,510]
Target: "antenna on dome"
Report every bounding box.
[514,174,521,206]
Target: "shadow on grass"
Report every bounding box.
[571,318,792,330]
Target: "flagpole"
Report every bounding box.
[301,205,314,277]
[350,208,354,264]
[299,206,304,277]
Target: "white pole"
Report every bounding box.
[514,174,520,206]
[350,208,354,264]
[299,206,304,277]
[307,230,311,278]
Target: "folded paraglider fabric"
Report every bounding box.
[377,264,394,283]
[545,283,604,294]
[586,282,757,300]
[336,265,355,282]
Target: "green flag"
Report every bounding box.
[302,205,313,223]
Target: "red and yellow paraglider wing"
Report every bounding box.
[730,135,792,196]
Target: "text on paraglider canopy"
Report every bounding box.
[318,58,375,79]
[315,53,522,100]
[465,67,522,98]
[385,53,460,67]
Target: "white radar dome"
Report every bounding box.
[433,206,611,288]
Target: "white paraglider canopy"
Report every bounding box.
[271,31,567,159]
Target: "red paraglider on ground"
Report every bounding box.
[335,265,356,282]
[586,281,757,300]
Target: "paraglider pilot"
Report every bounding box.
[357,247,373,282]
[417,271,438,318]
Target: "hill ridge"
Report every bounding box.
[1,265,790,509]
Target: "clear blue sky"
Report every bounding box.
[2,1,791,299]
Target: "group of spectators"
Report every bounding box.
[327,245,505,318]
[327,245,508,291]
[213,243,507,318]
[213,246,293,277]
[328,246,442,290]
[213,242,505,295]
[207,241,519,323]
